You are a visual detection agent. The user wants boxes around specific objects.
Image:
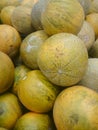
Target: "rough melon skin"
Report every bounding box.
[11,6,35,35]
[79,58,98,92]
[53,85,98,130]
[41,0,85,36]
[37,33,88,87]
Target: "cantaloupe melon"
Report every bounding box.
[37,33,88,87]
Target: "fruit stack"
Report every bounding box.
[0,0,98,130]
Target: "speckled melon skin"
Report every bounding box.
[53,85,98,130]
[37,33,88,87]
[41,0,85,36]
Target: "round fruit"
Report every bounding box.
[53,85,98,130]
[11,5,35,35]
[14,112,54,130]
[0,24,21,58]
[77,20,95,50]
[12,65,31,95]
[17,70,60,113]
[0,6,15,25]
[37,33,88,87]
[0,92,22,129]
[79,58,98,92]
[0,51,14,93]
[86,13,98,38]
[31,0,49,30]
[41,0,85,35]
[20,30,48,69]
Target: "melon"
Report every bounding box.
[0,51,14,93]
[89,38,98,58]
[17,70,60,113]
[12,65,31,95]
[86,13,98,38]
[37,33,88,87]
[77,20,95,50]
[31,0,49,30]
[41,0,85,35]
[11,5,35,35]
[0,24,21,58]
[0,92,22,129]
[14,112,55,130]
[0,6,15,26]
[20,30,49,69]
[79,58,98,92]
[53,85,98,130]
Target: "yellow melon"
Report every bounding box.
[0,6,15,25]
[20,30,49,69]
[41,0,85,35]
[12,65,31,95]
[0,51,14,93]
[17,70,60,113]
[53,85,98,130]
[37,33,88,87]
[0,24,21,58]
[0,92,22,129]
[14,112,55,130]
[86,13,98,38]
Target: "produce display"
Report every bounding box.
[0,0,98,130]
